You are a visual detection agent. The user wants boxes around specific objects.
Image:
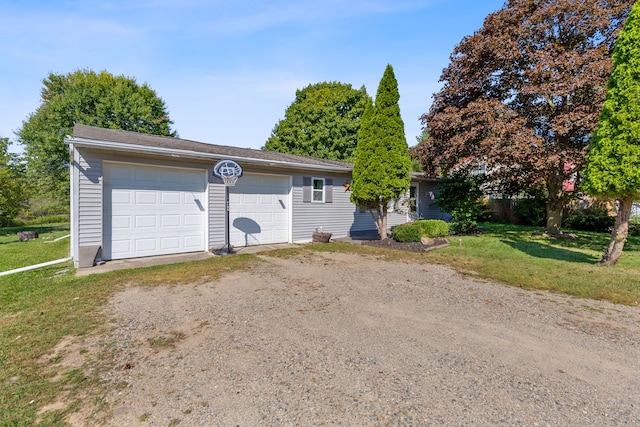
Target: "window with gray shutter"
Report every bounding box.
[325,178,333,203]
[303,176,333,203]
[303,176,312,203]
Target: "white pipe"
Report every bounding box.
[44,234,71,243]
[0,257,73,277]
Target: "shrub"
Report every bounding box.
[392,220,449,242]
[449,220,479,235]
[22,215,70,225]
[513,190,547,226]
[435,169,486,222]
[629,222,640,237]
[564,205,615,232]
[565,213,615,232]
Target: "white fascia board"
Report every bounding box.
[65,137,353,173]
[69,142,79,265]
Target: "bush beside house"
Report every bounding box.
[391,220,449,242]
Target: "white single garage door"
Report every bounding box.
[229,173,290,246]
[103,163,207,260]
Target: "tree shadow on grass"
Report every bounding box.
[501,239,599,264]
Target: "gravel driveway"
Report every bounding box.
[93,250,640,426]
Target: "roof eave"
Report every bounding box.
[65,137,353,173]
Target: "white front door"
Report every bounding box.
[104,163,207,260]
[229,173,290,246]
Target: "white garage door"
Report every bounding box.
[104,163,207,260]
[229,174,290,246]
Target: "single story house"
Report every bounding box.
[66,124,447,268]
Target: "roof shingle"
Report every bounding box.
[71,123,353,170]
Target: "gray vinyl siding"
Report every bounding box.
[349,203,410,235]
[416,181,451,221]
[208,178,225,248]
[76,149,103,247]
[291,172,356,242]
[290,172,411,241]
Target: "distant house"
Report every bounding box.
[562,162,576,192]
[66,124,447,268]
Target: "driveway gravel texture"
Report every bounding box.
[85,251,639,426]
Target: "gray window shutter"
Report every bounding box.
[303,176,311,203]
[325,178,333,203]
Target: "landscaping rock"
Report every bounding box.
[420,236,434,246]
[362,237,449,252]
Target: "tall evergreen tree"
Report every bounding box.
[351,65,411,239]
[583,1,640,265]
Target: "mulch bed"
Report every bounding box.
[361,237,450,253]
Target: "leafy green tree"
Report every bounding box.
[351,65,411,239]
[583,2,640,265]
[414,0,633,236]
[435,169,486,222]
[0,137,28,226]
[17,69,176,201]
[264,82,370,160]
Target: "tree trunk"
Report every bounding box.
[599,196,633,266]
[377,203,388,240]
[545,176,565,235]
[369,202,389,240]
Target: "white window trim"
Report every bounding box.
[312,177,325,203]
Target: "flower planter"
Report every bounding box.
[312,231,332,243]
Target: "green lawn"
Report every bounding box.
[305,222,640,305]
[1,221,639,425]
[0,224,71,272]
[435,223,640,304]
[0,238,257,426]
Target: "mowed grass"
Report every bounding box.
[1,222,639,425]
[432,223,640,305]
[308,222,640,305]
[0,233,259,426]
[0,224,71,272]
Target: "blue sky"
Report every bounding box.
[1,0,505,153]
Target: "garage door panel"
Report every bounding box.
[112,240,131,254]
[104,164,206,260]
[162,192,181,204]
[243,194,257,204]
[112,190,132,204]
[229,174,289,246]
[184,193,201,203]
[160,237,181,250]
[135,191,157,204]
[112,215,131,229]
[185,214,203,226]
[259,212,273,222]
[259,195,272,204]
[161,215,181,227]
[135,238,157,252]
[184,235,205,248]
[135,215,157,228]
